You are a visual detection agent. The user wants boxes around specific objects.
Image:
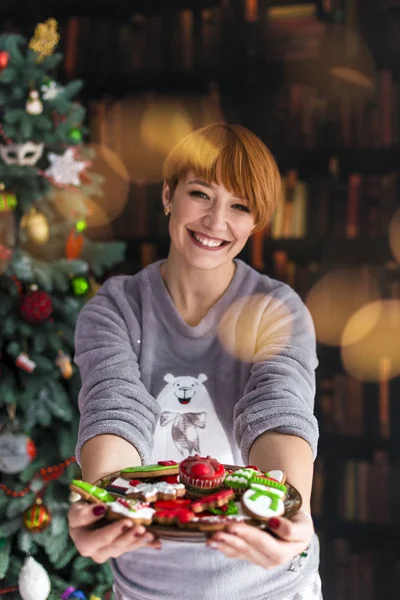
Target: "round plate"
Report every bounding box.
[95,464,302,543]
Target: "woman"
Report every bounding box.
[68,123,322,600]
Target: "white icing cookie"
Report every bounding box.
[106,498,155,524]
[241,484,285,522]
[127,481,185,501]
[265,469,286,483]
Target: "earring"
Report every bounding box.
[164,205,171,216]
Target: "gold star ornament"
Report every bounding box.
[28,18,60,62]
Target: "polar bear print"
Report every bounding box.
[150,373,234,464]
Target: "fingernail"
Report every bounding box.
[207,541,219,549]
[93,505,106,516]
[268,517,280,529]
[123,524,133,532]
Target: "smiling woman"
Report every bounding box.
[69,122,322,600]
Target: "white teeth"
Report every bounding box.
[192,232,224,248]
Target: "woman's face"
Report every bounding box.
[162,170,256,271]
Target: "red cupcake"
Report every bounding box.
[179,454,225,495]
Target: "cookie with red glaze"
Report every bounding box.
[179,454,225,495]
[190,489,235,514]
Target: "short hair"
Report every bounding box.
[162,123,281,232]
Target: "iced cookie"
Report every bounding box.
[126,480,186,502]
[241,483,285,522]
[265,470,286,484]
[153,500,195,526]
[70,480,116,504]
[190,489,235,514]
[223,467,259,494]
[120,461,179,479]
[107,497,155,525]
[178,512,252,532]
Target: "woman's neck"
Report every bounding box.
[160,252,236,326]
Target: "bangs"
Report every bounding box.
[163,123,281,231]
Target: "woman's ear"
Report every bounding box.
[162,180,171,210]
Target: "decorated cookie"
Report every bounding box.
[153,500,195,526]
[249,476,287,497]
[179,455,225,495]
[178,512,252,531]
[190,489,235,514]
[70,480,116,504]
[241,483,285,522]
[120,461,179,479]
[107,497,155,525]
[126,480,186,502]
[223,467,259,493]
[209,499,239,516]
[265,469,286,484]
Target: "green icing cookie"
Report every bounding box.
[210,500,239,516]
[71,479,115,503]
[250,476,287,493]
[120,463,177,474]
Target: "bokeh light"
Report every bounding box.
[305,268,381,347]
[104,93,224,182]
[217,293,293,363]
[341,299,400,382]
[389,208,400,265]
[53,144,129,228]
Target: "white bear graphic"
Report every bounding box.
[150,373,234,464]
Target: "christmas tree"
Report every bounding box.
[0,19,125,600]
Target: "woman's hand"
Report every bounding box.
[205,511,313,569]
[68,501,161,564]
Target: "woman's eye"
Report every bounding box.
[190,190,209,200]
[233,204,251,213]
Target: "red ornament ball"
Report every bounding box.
[20,289,53,323]
[0,51,9,71]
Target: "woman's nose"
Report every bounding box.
[203,204,228,232]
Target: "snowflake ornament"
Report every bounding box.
[41,80,63,100]
[42,148,88,187]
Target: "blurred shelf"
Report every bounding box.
[318,434,397,459]
[273,147,400,176]
[314,518,400,545]
[264,236,395,265]
[0,0,220,20]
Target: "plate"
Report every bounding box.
[95,464,302,543]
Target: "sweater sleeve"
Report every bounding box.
[233,284,319,464]
[73,278,160,466]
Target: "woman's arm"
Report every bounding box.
[234,283,319,473]
[249,430,313,513]
[74,277,160,468]
[80,434,142,484]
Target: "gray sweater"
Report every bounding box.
[74,258,320,600]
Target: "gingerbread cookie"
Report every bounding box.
[249,476,287,497]
[120,461,179,479]
[241,483,286,522]
[69,480,155,525]
[153,500,195,526]
[223,467,259,493]
[178,512,252,531]
[265,470,286,484]
[107,497,155,525]
[126,480,186,502]
[190,489,235,514]
[70,480,116,504]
